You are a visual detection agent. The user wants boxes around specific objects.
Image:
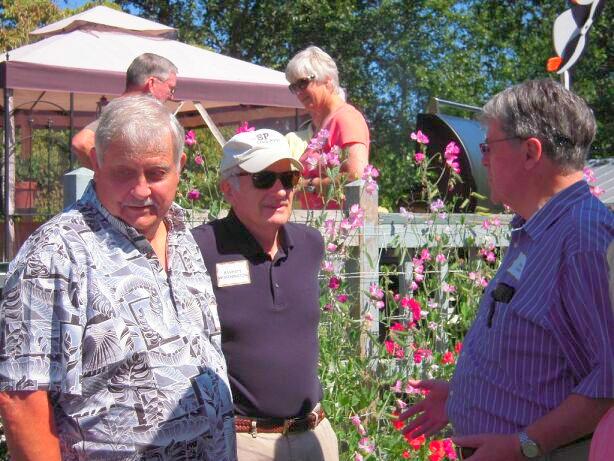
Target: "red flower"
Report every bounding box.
[402,451,411,459]
[405,433,426,450]
[390,322,407,332]
[441,351,455,365]
[328,276,341,290]
[385,340,404,358]
[454,342,463,355]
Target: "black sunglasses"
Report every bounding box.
[288,75,316,94]
[236,171,300,190]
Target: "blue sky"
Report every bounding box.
[52,0,93,9]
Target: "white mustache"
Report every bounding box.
[122,199,157,208]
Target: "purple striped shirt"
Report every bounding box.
[447,180,614,435]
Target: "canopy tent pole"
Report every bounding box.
[193,101,226,147]
[69,92,75,170]
[3,86,15,261]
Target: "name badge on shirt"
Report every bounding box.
[216,260,251,287]
[507,252,527,280]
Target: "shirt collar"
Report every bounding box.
[511,180,590,240]
[221,208,294,258]
[80,180,187,250]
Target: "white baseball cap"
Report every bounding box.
[220,129,303,174]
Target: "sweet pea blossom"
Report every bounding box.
[184,130,197,146]
[354,454,364,461]
[414,152,426,163]
[350,415,367,436]
[430,199,445,213]
[399,207,414,220]
[308,129,329,150]
[322,260,334,273]
[348,204,365,228]
[444,141,461,174]
[358,437,375,455]
[323,219,336,237]
[441,351,455,365]
[583,166,596,183]
[369,282,384,300]
[435,253,447,263]
[187,189,201,200]
[336,293,349,303]
[194,154,204,166]
[410,130,430,144]
[385,340,404,358]
[326,243,338,252]
[328,276,341,290]
[236,121,255,133]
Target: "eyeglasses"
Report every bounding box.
[479,136,522,155]
[153,77,176,97]
[235,171,300,190]
[288,75,316,94]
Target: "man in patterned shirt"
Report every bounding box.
[399,79,613,461]
[0,96,236,460]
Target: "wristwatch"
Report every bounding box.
[518,431,541,459]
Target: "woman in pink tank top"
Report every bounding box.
[286,46,370,209]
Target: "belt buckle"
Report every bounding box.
[282,418,295,435]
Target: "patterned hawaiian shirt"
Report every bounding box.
[0,182,236,461]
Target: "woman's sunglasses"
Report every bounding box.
[288,75,316,94]
[235,171,300,190]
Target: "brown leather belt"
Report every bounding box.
[235,407,325,435]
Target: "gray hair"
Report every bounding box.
[286,46,341,95]
[480,78,596,171]
[220,165,243,191]
[125,53,178,90]
[95,95,184,167]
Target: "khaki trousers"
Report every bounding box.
[236,417,339,461]
[540,438,591,461]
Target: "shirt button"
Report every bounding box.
[275,283,279,288]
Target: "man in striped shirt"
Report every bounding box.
[399,79,613,461]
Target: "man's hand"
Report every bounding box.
[397,379,450,438]
[453,433,524,461]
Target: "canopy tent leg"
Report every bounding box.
[3,88,15,261]
[193,101,226,147]
[69,92,74,170]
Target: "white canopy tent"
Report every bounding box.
[0,5,303,259]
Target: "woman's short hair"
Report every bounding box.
[480,78,596,172]
[286,46,341,95]
[95,95,184,167]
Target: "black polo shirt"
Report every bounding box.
[191,210,324,419]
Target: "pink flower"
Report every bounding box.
[390,380,403,393]
[362,164,380,179]
[194,154,204,166]
[358,437,375,455]
[364,178,378,195]
[236,121,255,133]
[443,439,457,459]
[444,141,461,174]
[322,260,334,273]
[323,219,336,237]
[323,303,333,312]
[399,207,414,220]
[354,453,364,461]
[420,248,432,261]
[430,199,445,213]
[369,282,384,300]
[185,130,197,146]
[308,129,329,150]
[187,189,201,200]
[410,130,430,144]
[414,152,426,163]
[583,166,596,183]
[325,147,341,167]
[328,276,341,290]
[350,415,367,436]
[364,313,374,321]
[435,253,447,263]
[590,185,605,197]
[348,204,365,228]
[442,282,456,293]
[375,300,385,310]
[336,293,349,303]
[326,243,338,252]
[385,340,404,358]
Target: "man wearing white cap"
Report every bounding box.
[192,129,339,460]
